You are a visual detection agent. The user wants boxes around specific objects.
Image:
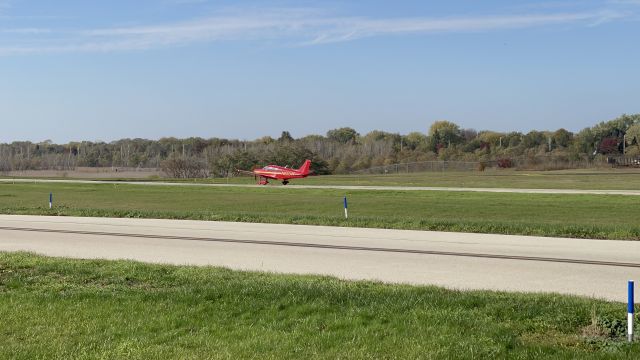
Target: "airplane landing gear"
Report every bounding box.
[258,177,269,185]
[282,180,289,185]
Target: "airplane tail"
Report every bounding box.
[298,159,312,175]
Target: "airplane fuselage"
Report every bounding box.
[250,160,312,185]
[253,166,307,180]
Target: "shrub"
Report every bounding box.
[497,158,513,168]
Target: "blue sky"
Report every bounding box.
[1,0,639,142]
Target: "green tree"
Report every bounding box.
[522,131,545,148]
[427,121,462,152]
[477,131,504,149]
[327,127,359,144]
[625,123,640,153]
[278,131,294,143]
[403,132,428,151]
[553,129,573,148]
[503,132,523,148]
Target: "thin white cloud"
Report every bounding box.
[307,10,627,44]
[0,7,633,55]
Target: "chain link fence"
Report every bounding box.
[350,157,611,175]
[351,161,482,174]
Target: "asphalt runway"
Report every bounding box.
[1,215,638,301]
[2,178,640,195]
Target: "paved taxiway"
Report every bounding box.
[1,215,639,301]
[2,178,640,195]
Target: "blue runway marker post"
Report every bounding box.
[343,196,348,219]
[49,192,53,209]
[629,280,635,342]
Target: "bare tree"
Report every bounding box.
[161,157,210,178]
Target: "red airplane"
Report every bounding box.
[238,159,312,185]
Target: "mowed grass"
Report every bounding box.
[6,168,640,190]
[131,168,640,190]
[2,182,640,240]
[301,168,640,190]
[0,252,638,359]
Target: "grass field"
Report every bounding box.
[301,168,640,190]
[0,252,638,359]
[1,182,640,240]
[122,168,640,190]
[5,168,640,190]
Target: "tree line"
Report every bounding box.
[1,113,639,177]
